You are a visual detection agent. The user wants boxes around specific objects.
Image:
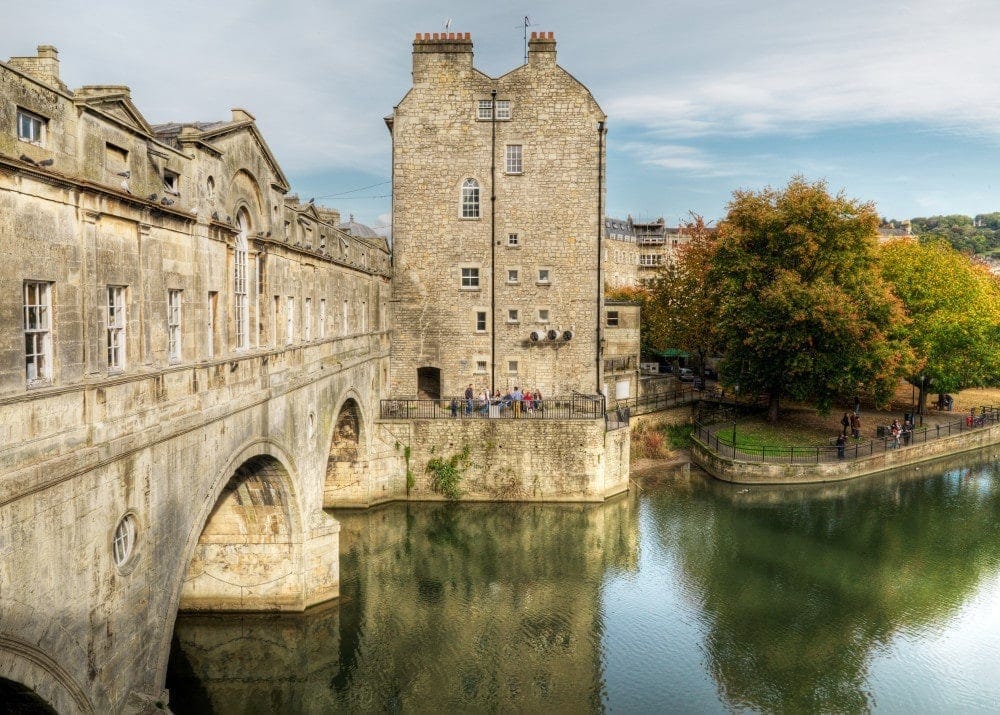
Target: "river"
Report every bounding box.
[166,447,1000,712]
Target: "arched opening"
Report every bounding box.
[179,454,303,611]
[417,366,441,400]
[324,399,364,507]
[0,678,58,714]
[234,208,250,350]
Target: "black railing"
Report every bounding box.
[693,407,999,464]
[611,387,696,416]
[380,395,605,421]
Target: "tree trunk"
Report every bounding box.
[768,391,780,422]
[918,386,929,415]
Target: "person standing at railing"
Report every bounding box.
[511,386,524,418]
[836,433,846,459]
[890,419,901,449]
[533,388,542,413]
[478,389,489,416]
[902,418,913,446]
[850,412,861,440]
[464,384,474,415]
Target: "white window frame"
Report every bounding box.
[17,108,46,146]
[163,170,179,195]
[505,144,522,174]
[23,281,52,385]
[461,179,480,219]
[495,100,511,120]
[475,359,488,374]
[167,289,182,363]
[475,310,487,333]
[477,100,493,120]
[507,360,518,375]
[507,233,520,247]
[507,268,520,285]
[107,285,126,371]
[461,267,480,289]
[234,213,249,350]
[537,308,550,323]
[112,514,137,568]
[537,268,551,285]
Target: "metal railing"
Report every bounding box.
[693,407,999,464]
[611,387,697,416]
[380,394,605,421]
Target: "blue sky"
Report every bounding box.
[6,0,1000,232]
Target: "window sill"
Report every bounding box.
[459,287,482,292]
[504,171,523,176]
[536,281,551,286]
[26,379,52,390]
[459,216,482,221]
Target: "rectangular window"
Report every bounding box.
[538,309,550,323]
[475,310,487,332]
[507,360,518,374]
[505,144,522,174]
[107,286,126,370]
[343,299,349,336]
[607,310,620,327]
[167,290,182,362]
[477,100,493,120]
[475,359,488,374]
[273,295,280,345]
[507,269,519,284]
[286,297,294,345]
[23,281,52,384]
[319,299,327,338]
[461,267,480,289]
[507,308,519,323]
[304,298,312,341]
[537,269,550,284]
[105,142,128,166]
[208,292,218,357]
[17,108,46,145]
[495,100,511,119]
[507,233,519,247]
[163,170,179,194]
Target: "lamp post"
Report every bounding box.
[918,374,925,425]
[731,383,740,456]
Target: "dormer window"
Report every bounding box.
[163,170,179,195]
[17,108,46,146]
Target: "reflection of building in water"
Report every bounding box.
[168,497,637,710]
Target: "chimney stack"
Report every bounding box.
[8,45,66,92]
[528,31,557,68]
[412,31,474,83]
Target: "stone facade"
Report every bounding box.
[604,215,695,290]
[387,32,607,399]
[603,300,641,401]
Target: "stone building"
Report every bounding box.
[386,32,608,399]
[604,215,698,290]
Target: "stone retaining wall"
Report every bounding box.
[692,421,1000,484]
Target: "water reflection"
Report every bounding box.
[167,449,1000,713]
[652,450,1000,713]
[168,496,638,713]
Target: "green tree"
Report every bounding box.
[645,215,721,379]
[879,239,1000,411]
[709,178,914,421]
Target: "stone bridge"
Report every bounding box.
[0,336,389,712]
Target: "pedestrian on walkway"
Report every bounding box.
[464,384,474,415]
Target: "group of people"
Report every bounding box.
[888,417,914,449]
[450,385,543,418]
[835,402,864,458]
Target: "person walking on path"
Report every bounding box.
[850,413,861,440]
[841,412,851,435]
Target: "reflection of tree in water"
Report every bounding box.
[169,496,637,712]
[654,458,1000,713]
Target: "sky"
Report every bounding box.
[6,0,1000,232]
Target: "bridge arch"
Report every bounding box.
[176,443,305,613]
[323,391,369,506]
[0,635,93,714]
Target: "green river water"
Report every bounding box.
[166,447,1000,713]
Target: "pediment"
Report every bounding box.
[198,122,291,192]
[76,94,154,136]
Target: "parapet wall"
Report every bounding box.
[692,421,1000,484]
[375,418,630,502]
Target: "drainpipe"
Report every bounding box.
[490,88,497,395]
[596,120,605,396]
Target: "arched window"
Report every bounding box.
[461,179,480,219]
[234,209,250,349]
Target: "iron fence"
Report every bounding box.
[693,407,999,464]
[611,387,696,416]
[380,394,605,421]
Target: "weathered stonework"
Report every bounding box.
[387,32,607,399]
